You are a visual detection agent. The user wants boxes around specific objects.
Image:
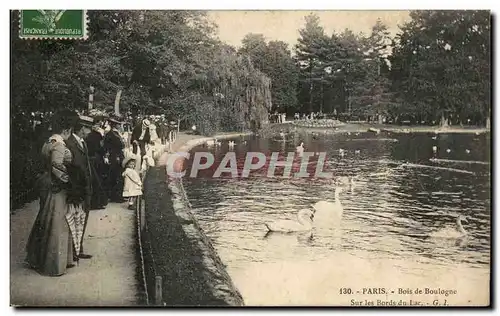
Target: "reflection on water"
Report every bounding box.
[183,132,491,306]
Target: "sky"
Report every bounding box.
[207,11,411,49]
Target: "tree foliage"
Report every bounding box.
[239,34,299,114]
[290,11,490,124]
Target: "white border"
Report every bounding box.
[2,1,498,316]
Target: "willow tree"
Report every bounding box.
[183,44,272,136]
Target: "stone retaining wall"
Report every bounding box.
[139,132,251,306]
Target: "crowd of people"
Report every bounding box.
[25,109,172,277]
[270,111,332,124]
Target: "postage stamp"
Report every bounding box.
[19,10,88,40]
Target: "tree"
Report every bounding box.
[295,13,329,113]
[390,10,490,125]
[239,35,299,114]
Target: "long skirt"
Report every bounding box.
[26,181,74,276]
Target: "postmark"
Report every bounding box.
[19,10,88,40]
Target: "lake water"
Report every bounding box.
[182,131,491,306]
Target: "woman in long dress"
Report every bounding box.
[26,109,82,276]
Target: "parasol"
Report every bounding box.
[65,204,86,262]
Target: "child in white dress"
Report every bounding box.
[122,155,142,210]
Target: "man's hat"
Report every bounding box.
[142,119,151,128]
[79,115,94,127]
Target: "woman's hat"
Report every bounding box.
[142,119,151,128]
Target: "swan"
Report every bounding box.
[465,149,470,154]
[431,136,437,140]
[296,142,304,154]
[368,127,380,134]
[228,140,235,148]
[446,149,451,153]
[264,209,314,233]
[312,185,344,218]
[432,146,437,153]
[206,139,215,147]
[349,177,357,193]
[429,215,469,239]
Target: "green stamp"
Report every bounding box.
[19,10,88,40]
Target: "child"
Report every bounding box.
[122,155,143,210]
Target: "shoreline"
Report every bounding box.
[278,122,490,135]
[151,130,252,306]
[157,131,253,166]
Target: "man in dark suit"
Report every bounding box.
[85,117,108,210]
[65,115,94,260]
[131,118,151,163]
[104,116,125,203]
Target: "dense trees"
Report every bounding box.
[11,10,491,131]
[390,10,490,125]
[241,11,490,125]
[239,34,298,115]
[11,10,271,134]
[289,11,491,125]
[10,10,273,206]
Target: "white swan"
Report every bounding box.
[431,136,437,140]
[429,215,469,239]
[465,149,470,154]
[206,139,215,147]
[432,146,437,153]
[264,209,314,233]
[296,142,304,154]
[446,149,451,153]
[312,185,344,218]
[368,127,380,134]
[349,177,357,193]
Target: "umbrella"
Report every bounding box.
[65,204,86,262]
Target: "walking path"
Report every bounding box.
[10,201,138,306]
[10,130,251,307]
